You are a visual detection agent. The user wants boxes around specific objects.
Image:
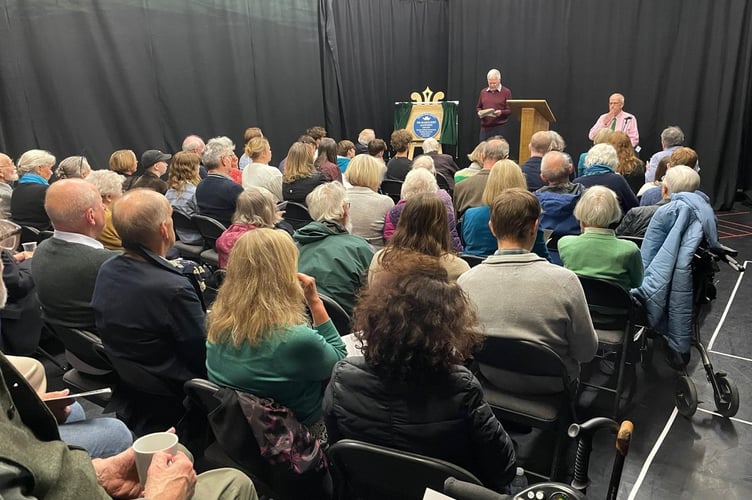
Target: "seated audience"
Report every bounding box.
[282,142,327,204]
[574,143,639,214]
[577,128,614,177]
[195,136,244,227]
[92,189,207,433]
[421,137,459,189]
[279,134,316,174]
[32,179,119,334]
[0,352,256,499]
[238,126,264,171]
[370,193,469,281]
[386,129,413,180]
[131,149,170,194]
[216,187,287,269]
[558,186,643,290]
[367,138,388,161]
[0,153,18,218]
[463,160,550,260]
[165,151,203,245]
[314,137,343,183]
[520,131,553,192]
[54,155,92,181]
[11,149,56,230]
[207,228,346,437]
[344,155,394,248]
[454,141,485,184]
[109,149,139,189]
[1,238,39,355]
[182,134,209,178]
[85,169,126,251]
[458,189,597,390]
[453,138,509,216]
[535,151,584,239]
[640,147,699,206]
[241,137,283,201]
[617,165,701,237]
[294,182,374,315]
[646,126,693,182]
[637,156,669,198]
[355,128,375,155]
[384,167,462,251]
[323,255,517,493]
[606,131,645,195]
[336,139,356,173]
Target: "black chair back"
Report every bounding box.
[172,211,199,240]
[459,254,485,268]
[192,214,227,247]
[379,179,403,204]
[319,294,351,336]
[183,379,331,500]
[475,337,572,382]
[283,202,314,230]
[45,322,113,373]
[577,276,636,328]
[328,439,482,500]
[435,171,453,197]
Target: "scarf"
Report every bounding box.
[583,163,615,176]
[18,173,49,185]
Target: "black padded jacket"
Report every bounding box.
[322,356,517,492]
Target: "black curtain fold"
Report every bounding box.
[1,0,751,208]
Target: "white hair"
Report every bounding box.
[663,165,700,195]
[182,135,205,152]
[401,168,438,200]
[357,129,375,146]
[574,186,622,227]
[17,149,56,176]
[487,69,501,80]
[202,136,235,170]
[410,155,436,174]
[584,144,618,169]
[306,181,347,222]
[421,138,440,154]
[85,169,125,196]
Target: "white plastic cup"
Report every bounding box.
[22,242,36,254]
[132,432,179,485]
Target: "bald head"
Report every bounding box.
[540,151,571,185]
[529,131,553,156]
[45,179,105,237]
[0,154,17,184]
[112,188,174,255]
[182,135,205,155]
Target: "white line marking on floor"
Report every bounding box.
[707,261,748,351]
[708,350,752,363]
[697,407,752,427]
[627,407,678,500]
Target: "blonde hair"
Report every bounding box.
[109,149,137,175]
[245,137,270,161]
[207,229,307,347]
[482,159,526,205]
[283,142,315,182]
[345,154,385,190]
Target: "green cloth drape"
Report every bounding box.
[394,102,412,130]
[393,102,457,145]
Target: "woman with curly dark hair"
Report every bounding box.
[322,254,517,493]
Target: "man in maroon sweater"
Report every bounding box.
[476,68,512,141]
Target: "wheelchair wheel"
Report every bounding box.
[713,373,740,418]
[675,376,698,417]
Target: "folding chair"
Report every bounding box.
[379,179,403,204]
[327,439,482,500]
[283,201,313,230]
[192,214,226,267]
[171,210,204,261]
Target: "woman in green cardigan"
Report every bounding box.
[205,228,347,438]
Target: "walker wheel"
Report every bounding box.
[714,373,740,418]
[675,376,698,417]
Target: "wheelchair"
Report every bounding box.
[672,244,745,418]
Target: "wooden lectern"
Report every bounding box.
[508,100,556,164]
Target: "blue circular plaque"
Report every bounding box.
[412,113,440,139]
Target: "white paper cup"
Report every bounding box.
[132,432,179,485]
[22,242,36,254]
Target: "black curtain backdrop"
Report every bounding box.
[1,0,751,209]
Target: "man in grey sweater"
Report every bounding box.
[458,188,597,391]
[32,179,119,333]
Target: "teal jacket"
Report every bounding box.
[294,221,374,314]
[207,319,346,425]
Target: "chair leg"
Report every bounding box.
[612,349,628,418]
[549,422,566,482]
[35,347,68,372]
